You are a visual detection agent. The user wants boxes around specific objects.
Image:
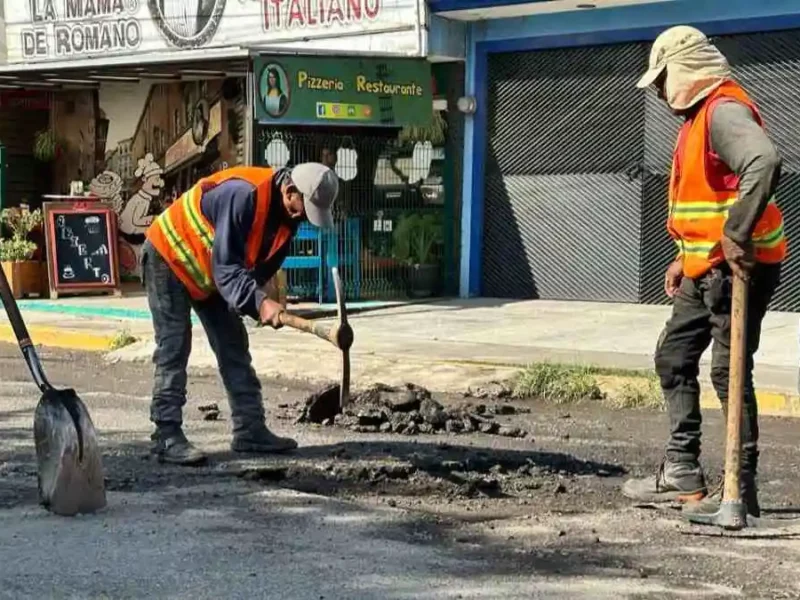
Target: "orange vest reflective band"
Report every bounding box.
[668,80,787,279]
[145,167,292,301]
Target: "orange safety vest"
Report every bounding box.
[668,80,787,279]
[145,167,293,301]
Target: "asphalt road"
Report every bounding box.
[1,344,800,599]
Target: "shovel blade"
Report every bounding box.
[33,389,106,517]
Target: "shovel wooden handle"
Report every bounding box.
[723,274,748,503]
[279,311,341,347]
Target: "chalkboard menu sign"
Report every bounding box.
[43,201,121,298]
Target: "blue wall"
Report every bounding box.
[458,0,800,298]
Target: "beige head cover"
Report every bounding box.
[636,26,732,111]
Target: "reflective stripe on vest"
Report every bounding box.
[145,167,292,301]
[668,80,787,279]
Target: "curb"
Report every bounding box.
[0,323,116,352]
[5,325,800,419]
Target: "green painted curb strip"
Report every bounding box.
[15,298,427,323]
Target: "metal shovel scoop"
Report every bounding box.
[0,266,106,516]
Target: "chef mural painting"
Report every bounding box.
[51,76,246,281]
[89,156,165,279]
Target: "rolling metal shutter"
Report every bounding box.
[484,29,800,311]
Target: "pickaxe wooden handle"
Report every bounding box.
[278,267,352,408]
[723,274,747,509]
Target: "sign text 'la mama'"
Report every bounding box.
[22,0,142,59]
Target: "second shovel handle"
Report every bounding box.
[279,311,337,345]
[723,274,748,503]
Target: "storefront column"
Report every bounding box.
[458,26,486,299]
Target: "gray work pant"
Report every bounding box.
[142,240,264,430]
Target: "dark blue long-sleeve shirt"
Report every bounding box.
[199,169,296,321]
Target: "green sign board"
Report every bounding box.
[254,56,432,127]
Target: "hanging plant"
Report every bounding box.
[33,129,62,162]
[398,110,448,146]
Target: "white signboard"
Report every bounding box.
[3,0,426,64]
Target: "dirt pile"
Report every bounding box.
[297,382,529,439]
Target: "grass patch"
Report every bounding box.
[511,362,664,410]
[109,328,139,350]
[512,363,604,404]
[606,374,664,410]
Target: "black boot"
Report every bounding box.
[150,424,208,466]
[231,421,298,454]
[682,472,760,518]
[621,458,707,503]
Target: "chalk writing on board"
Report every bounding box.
[51,211,115,286]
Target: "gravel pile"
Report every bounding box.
[297,382,530,439]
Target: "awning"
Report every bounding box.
[0,46,251,90]
[429,0,669,20]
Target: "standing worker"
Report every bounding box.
[621,26,787,519]
[142,163,339,465]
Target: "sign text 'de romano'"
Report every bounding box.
[21,0,142,59]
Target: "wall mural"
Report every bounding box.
[53,77,246,280]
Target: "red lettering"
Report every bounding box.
[346,0,361,20]
[364,0,380,19]
[264,0,284,29]
[305,0,317,25]
[288,0,304,26]
[328,0,344,24]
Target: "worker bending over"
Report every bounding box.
[622,26,787,519]
[143,163,338,465]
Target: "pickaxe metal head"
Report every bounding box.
[277,267,353,410]
[331,267,352,408]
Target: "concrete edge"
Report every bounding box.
[439,359,800,419]
[7,327,800,419]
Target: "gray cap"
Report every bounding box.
[291,162,339,229]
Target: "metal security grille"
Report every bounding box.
[484,43,648,301]
[486,28,800,311]
[256,127,448,302]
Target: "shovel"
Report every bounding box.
[0,266,106,516]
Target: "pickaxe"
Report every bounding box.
[278,267,353,408]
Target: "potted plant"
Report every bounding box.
[392,212,444,298]
[0,206,44,298]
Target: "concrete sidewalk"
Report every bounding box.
[2,295,799,413]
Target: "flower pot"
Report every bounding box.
[409,263,439,298]
[1,261,44,299]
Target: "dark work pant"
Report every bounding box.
[654,262,781,478]
[142,240,265,430]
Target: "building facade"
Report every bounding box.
[433,0,800,311]
[0,0,468,301]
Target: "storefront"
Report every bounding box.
[0,0,453,295]
[439,0,800,312]
[251,54,461,302]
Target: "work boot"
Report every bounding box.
[150,425,208,466]
[231,423,298,454]
[682,474,760,519]
[621,458,707,503]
